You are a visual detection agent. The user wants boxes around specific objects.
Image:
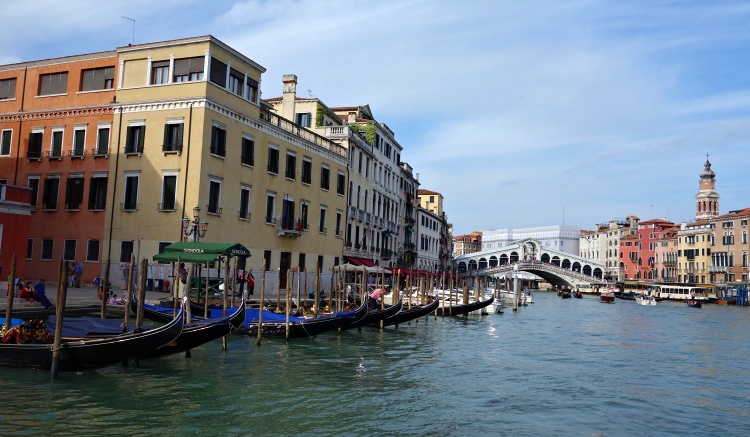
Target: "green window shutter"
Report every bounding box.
[177,123,184,149]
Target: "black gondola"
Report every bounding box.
[0,303,184,372]
[341,298,403,330]
[560,290,572,299]
[381,298,440,327]
[131,294,247,358]
[435,296,494,316]
[573,291,583,299]
[228,301,368,338]
[686,299,703,308]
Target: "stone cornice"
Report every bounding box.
[0,106,115,123]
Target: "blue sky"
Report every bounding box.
[2,0,749,235]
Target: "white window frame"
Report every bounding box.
[1,129,12,156]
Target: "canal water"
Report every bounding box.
[1,292,748,436]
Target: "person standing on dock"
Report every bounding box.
[73,261,83,288]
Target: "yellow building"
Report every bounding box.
[676,220,712,284]
[105,36,347,283]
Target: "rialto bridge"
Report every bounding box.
[454,239,607,289]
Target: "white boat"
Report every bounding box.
[635,295,657,306]
[491,300,504,314]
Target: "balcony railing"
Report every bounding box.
[277,215,304,238]
[162,143,182,154]
[158,202,177,211]
[261,108,347,158]
[124,145,144,155]
[238,211,251,220]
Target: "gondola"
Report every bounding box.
[380,298,440,327]
[435,296,494,316]
[130,295,247,357]
[341,298,403,331]
[224,301,368,338]
[686,299,702,308]
[0,302,184,372]
[572,291,583,299]
[560,290,572,299]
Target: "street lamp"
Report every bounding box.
[182,205,209,242]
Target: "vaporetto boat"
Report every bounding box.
[651,284,712,301]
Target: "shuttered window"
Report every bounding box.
[173,56,204,82]
[0,78,16,99]
[81,67,114,91]
[39,72,68,96]
[209,58,227,87]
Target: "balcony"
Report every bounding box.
[68,149,86,159]
[162,143,182,154]
[261,108,347,158]
[158,202,177,212]
[277,215,304,238]
[709,266,730,273]
[380,248,393,259]
[124,145,144,156]
[405,215,415,225]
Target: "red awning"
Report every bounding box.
[347,257,364,266]
[346,257,376,267]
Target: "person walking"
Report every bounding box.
[247,270,255,295]
[73,261,83,288]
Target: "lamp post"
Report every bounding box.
[182,206,209,242]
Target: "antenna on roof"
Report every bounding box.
[307,89,313,97]
[122,16,135,45]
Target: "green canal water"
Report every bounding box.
[1,292,748,436]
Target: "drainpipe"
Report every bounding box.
[13,67,28,185]
[180,102,194,237]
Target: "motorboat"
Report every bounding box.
[635,295,656,306]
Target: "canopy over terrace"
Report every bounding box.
[152,242,251,264]
[333,263,391,275]
[391,268,465,279]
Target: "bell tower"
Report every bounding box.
[695,155,719,220]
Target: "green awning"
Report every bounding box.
[153,252,223,263]
[152,241,251,263]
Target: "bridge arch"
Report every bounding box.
[582,265,592,276]
[489,256,498,267]
[510,251,519,263]
[479,258,488,269]
[561,258,571,269]
[500,254,509,265]
[541,253,550,263]
[572,261,581,273]
[468,260,477,271]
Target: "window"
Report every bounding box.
[208,178,222,214]
[209,58,227,88]
[265,192,276,224]
[337,171,346,195]
[267,145,279,174]
[151,60,170,85]
[281,196,295,230]
[38,72,68,96]
[301,158,312,184]
[42,176,60,210]
[157,241,172,260]
[28,131,43,159]
[81,67,114,91]
[263,250,272,271]
[163,122,183,153]
[173,56,204,82]
[336,210,343,237]
[301,201,309,230]
[86,240,100,262]
[210,125,226,157]
[0,129,11,156]
[125,124,145,154]
[295,112,311,127]
[0,78,16,99]
[50,129,63,158]
[241,136,254,166]
[246,78,258,102]
[120,241,134,263]
[160,174,177,210]
[229,68,244,96]
[321,165,330,190]
[63,240,76,261]
[239,185,251,220]
[26,239,33,260]
[123,173,139,210]
[27,176,39,208]
[41,239,53,260]
[285,152,296,179]
[65,176,84,210]
[72,128,85,157]
[95,125,110,156]
[319,206,327,233]
[88,175,107,210]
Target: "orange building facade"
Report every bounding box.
[0,51,117,284]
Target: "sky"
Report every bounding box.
[2,0,749,235]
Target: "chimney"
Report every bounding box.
[347,112,356,123]
[281,74,297,120]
